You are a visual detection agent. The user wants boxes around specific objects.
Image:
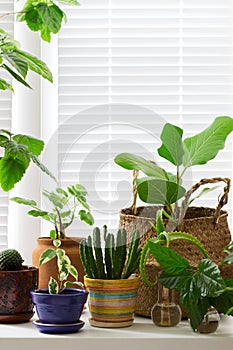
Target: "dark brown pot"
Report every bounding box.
[32,237,85,289]
[0,266,38,323]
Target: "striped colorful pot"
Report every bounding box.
[84,276,140,328]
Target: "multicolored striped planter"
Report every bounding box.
[84,276,140,327]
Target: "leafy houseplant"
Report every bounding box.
[0,248,38,323]
[80,226,141,327]
[0,0,80,92]
[11,184,94,288]
[114,116,233,226]
[30,239,88,331]
[0,129,55,191]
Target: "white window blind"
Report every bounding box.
[49,0,233,236]
[0,1,14,249]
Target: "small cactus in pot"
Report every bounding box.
[0,249,24,271]
[80,226,141,327]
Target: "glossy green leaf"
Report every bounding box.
[48,276,59,294]
[158,123,184,165]
[197,259,225,297]
[79,210,95,225]
[183,116,233,168]
[39,248,56,265]
[136,177,186,206]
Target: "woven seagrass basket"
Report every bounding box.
[119,173,232,318]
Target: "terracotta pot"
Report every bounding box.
[32,237,85,289]
[0,266,38,323]
[84,276,140,328]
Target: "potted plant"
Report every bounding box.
[0,248,38,324]
[31,238,87,334]
[11,183,94,288]
[80,226,141,328]
[114,116,233,316]
[143,238,233,333]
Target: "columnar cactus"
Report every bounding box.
[80,227,141,279]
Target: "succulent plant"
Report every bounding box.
[80,226,141,279]
[0,249,24,271]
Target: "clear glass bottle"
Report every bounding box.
[197,307,220,333]
[151,283,182,327]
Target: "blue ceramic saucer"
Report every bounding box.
[32,319,85,334]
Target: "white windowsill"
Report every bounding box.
[1,311,233,350]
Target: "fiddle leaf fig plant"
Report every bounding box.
[0,129,56,191]
[146,242,233,332]
[39,239,83,294]
[11,183,94,238]
[115,116,233,222]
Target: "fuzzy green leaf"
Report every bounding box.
[158,123,184,165]
[0,157,28,191]
[136,177,186,206]
[183,116,233,168]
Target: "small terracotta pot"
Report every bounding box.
[84,276,140,327]
[0,266,38,323]
[32,237,85,289]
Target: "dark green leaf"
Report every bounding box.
[36,3,64,34]
[148,242,190,275]
[188,298,211,332]
[158,272,190,290]
[183,116,233,168]
[136,177,186,205]
[10,197,37,206]
[158,123,184,165]
[197,259,225,297]
[25,8,43,32]
[2,63,31,89]
[28,209,49,217]
[114,153,169,180]
[154,209,165,234]
[3,52,28,78]
[13,134,44,156]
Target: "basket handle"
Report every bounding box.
[178,177,231,228]
[130,170,139,215]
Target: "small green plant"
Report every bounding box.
[0,129,55,191]
[11,183,94,239]
[80,226,141,279]
[146,242,233,332]
[0,248,24,271]
[39,239,83,294]
[115,116,233,225]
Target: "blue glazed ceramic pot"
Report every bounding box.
[31,288,88,324]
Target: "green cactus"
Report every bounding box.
[0,249,24,271]
[80,226,141,279]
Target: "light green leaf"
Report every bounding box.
[64,281,84,288]
[0,78,13,92]
[10,196,37,207]
[28,209,49,217]
[183,116,233,168]
[69,265,78,280]
[57,0,80,5]
[0,156,28,191]
[79,210,95,225]
[3,52,28,78]
[53,239,61,248]
[30,154,57,182]
[16,50,53,83]
[136,177,186,206]
[48,276,59,294]
[25,8,43,32]
[154,209,165,234]
[114,153,169,180]
[158,123,184,165]
[39,248,57,265]
[13,134,44,156]
[188,186,219,205]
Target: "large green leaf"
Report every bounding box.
[0,157,28,191]
[158,123,184,166]
[39,248,57,265]
[3,52,28,78]
[13,134,44,157]
[183,116,233,168]
[114,153,169,180]
[2,63,31,89]
[197,259,225,297]
[16,50,53,83]
[4,140,30,167]
[148,242,190,275]
[36,2,64,34]
[136,177,186,205]
[187,297,211,332]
